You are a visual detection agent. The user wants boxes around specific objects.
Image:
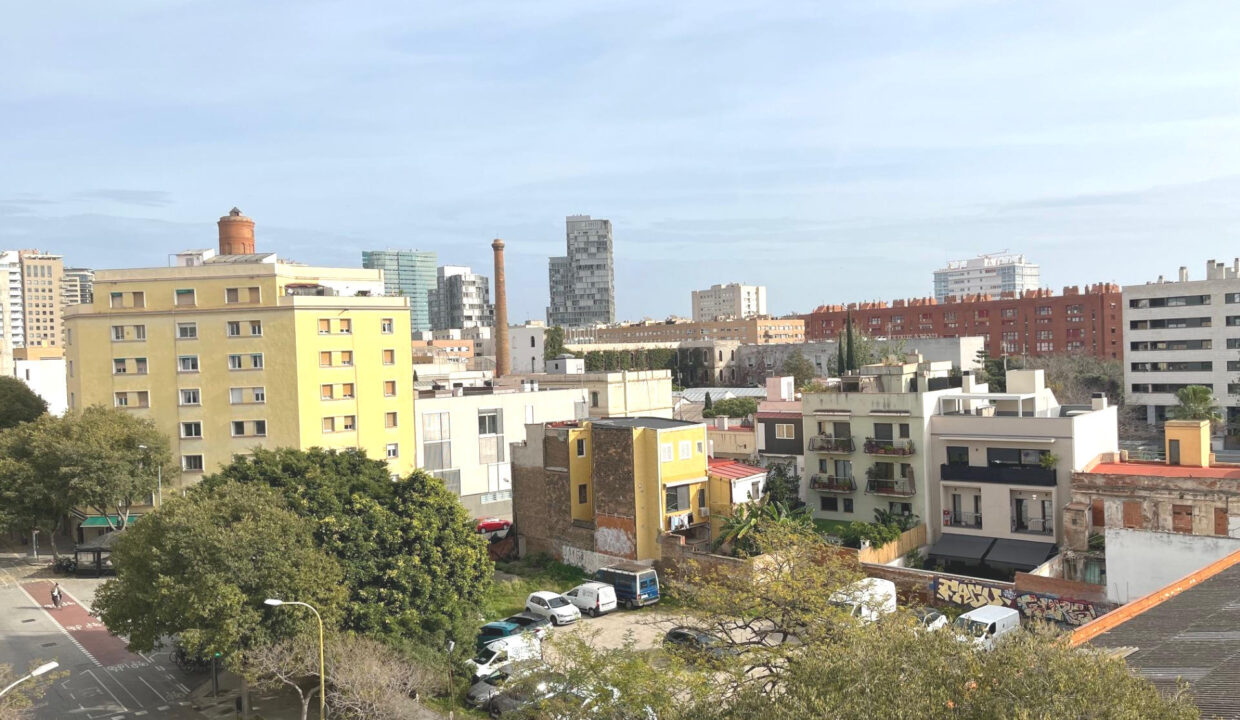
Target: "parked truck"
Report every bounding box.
[595,563,659,609]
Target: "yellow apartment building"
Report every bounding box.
[64,211,417,493]
[513,417,715,563]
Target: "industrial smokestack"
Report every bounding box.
[492,238,510,378]
[218,207,255,255]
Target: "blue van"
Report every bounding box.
[595,562,659,608]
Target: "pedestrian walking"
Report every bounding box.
[51,582,62,609]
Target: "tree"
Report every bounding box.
[703,397,757,419]
[761,463,803,509]
[0,416,78,557]
[544,326,565,358]
[94,481,346,664]
[835,330,846,376]
[205,449,493,649]
[781,351,816,389]
[1169,385,1223,427]
[0,377,47,430]
[0,661,61,720]
[704,392,714,411]
[845,311,856,371]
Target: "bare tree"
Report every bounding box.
[244,637,321,720]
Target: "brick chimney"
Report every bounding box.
[217,207,255,255]
[492,238,510,378]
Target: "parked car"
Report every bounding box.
[828,578,898,624]
[465,660,544,708]
[912,607,948,632]
[503,612,551,639]
[485,674,573,718]
[468,635,542,681]
[953,605,1020,651]
[524,591,581,626]
[595,563,660,609]
[476,621,525,650]
[564,582,618,617]
[663,626,730,658]
[476,517,512,534]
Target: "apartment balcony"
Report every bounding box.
[864,469,916,497]
[863,438,915,456]
[943,511,983,529]
[1012,517,1053,536]
[809,474,856,493]
[808,435,855,453]
[939,464,1056,487]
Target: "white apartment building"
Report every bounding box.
[1,251,26,350]
[415,384,588,518]
[428,265,493,331]
[691,283,767,321]
[932,253,1039,302]
[534,367,674,419]
[801,359,963,525]
[1124,260,1240,427]
[12,353,67,415]
[547,215,615,327]
[927,370,1117,576]
[431,322,546,374]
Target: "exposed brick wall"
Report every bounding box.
[512,432,593,562]
[591,425,641,558]
[1070,471,1240,540]
[656,533,751,581]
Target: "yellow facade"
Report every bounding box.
[634,424,709,560]
[65,260,417,492]
[568,426,594,523]
[1164,419,1211,467]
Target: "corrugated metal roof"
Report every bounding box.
[707,458,766,480]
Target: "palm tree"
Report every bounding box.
[716,500,812,554]
[1168,385,1222,426]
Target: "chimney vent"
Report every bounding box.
[1090,392,1108,411]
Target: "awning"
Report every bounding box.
[927,533,994,563]
[985,539,1056,570]
[79,515,140,528]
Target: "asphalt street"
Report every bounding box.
[0,559,208,719]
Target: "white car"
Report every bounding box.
[913,607,948,632]
[564,582,617,617]
[525,591,581,626]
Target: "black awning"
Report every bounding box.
[927,533,994,563]
[985,538,1056,571]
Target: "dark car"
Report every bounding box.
[476,621,524,650]
[662,626,737,660]
[504,612,551,639]
[486,674,570,718]
[465,661,543,708]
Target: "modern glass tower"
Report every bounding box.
[362,249,438,332]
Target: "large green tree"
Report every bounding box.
[0,376,47,430]
[544,325,566,358]
[780,350,816,389]
[94,481,346,664]
[703,397,757,419]
[205,448,493,649]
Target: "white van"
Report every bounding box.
[828,578,898,623]
[468,634,541,681]
[564,582,618,617]
[953,605,1020,651]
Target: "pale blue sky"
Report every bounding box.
[3,1,1240,322]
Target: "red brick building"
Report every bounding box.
[801,284,1123,360]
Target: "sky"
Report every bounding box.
[3,0,1240,323]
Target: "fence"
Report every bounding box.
[858,524,927,565]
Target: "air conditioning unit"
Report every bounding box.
[699,507,710,518]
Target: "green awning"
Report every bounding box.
[80,515,140,528]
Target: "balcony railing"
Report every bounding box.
[1012,517,1054,535]
[863,438,915,456]
[865,473,917,497]
[808,435,855,453]
[940,463,1056,487]
[809,474,856,493]
[943,511,983,529]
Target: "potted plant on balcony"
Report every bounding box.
[1039,452,1059,470]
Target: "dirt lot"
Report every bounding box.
[552,605,682,650]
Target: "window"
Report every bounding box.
[253,387,265,403]
[665,485,690,512]
[319,351,332,367]
[842,498,854,513]
[180,389,201,405]
[660,443,674,462]
[322,417,335,433]
[340,383,354,398]
[177,322,198,339]
[228,354,243,370]
[898,423,910,439]
[250,353,264,369]
[339,319,352,334]
[986,448,1047,466]
[696,440,705,454]
[113,358,127,374]
[382,349,396,365]
[178,355,200,372]
[321,384,334,400]
[340,351,353,366]
[227,321,241,337]
[226,288,240,304]
[386,443,399,459]
[381,318,394,334]
[231,421,246,436]
[383,380,396,397]
[112,325,125,341]
[946,446,969,465]
[110,291,122,308]
[820,496,839,512]
[182,455,205,472]
[775,423,795,440]
[1036,305,1052,316]
[1001,308,1017,318]
[422,412,452,471]
[479,411,500,435]
[578,484,588,504]
[132,291,145,308]
[318,319,331,334]
[254,420,266,436]
[576,438,586,457]
[679,440,692,459]
[342,415,356,431]
[385,412,398,428]
[249,321,262,336]
[181,422,202,438]
[591,391,599,408]
[114,392,129,407]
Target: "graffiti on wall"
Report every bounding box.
[931,576,1103,626]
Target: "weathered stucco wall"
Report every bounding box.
[1105,527,1240,603]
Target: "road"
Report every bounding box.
[0,559,207,719]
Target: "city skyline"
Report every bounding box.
[3,1,1240,322]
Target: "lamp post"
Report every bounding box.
[446,640,455,720]
[265,599,325,719]
[137,444,162,507]
[0,661,59,698]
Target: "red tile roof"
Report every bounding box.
[708,458,766,480]
[1086,461,1240,480]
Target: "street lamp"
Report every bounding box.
[0,661,59,698]
[265,598,325,719]
[137,444,162,507]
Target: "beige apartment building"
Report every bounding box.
[18,250,66,349]
[533,367,674,419]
